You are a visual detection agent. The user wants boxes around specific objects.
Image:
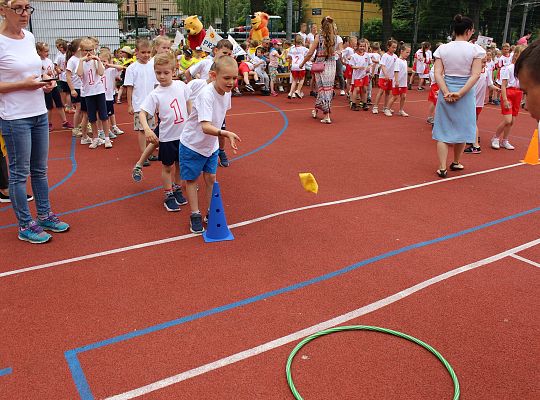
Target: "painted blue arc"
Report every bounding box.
[0,137,77,214]
[0,100,287,229]
[66,204,540,399]
[0,367,13,377]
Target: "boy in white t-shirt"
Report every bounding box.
[124,39,157,163]
[349,40,372,111]
[386,44,411,117]
[372,39,398,114]
[99,50,124,139]
[179,57,241,234]
[287,35,309,99]
[140,53,190,212]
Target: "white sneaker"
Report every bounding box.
[340,90,345,96]
[372,106,379,114]
[278,86,285,92]
[98,130,105,140]
[104,138,113,149]
[80,136,92,145]
[384,109,393,117]
[501,140,515,150]
[108,130,117,139]
[97,138,105,146]
[491,138,500,149]
[71,127,82,137]
[398,110,409,117]
[89,138,100,149]
[112,125,124,135]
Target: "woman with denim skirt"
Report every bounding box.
[0,0,69,243]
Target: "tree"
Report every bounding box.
[250,0,267,13]
[176,0,223,26]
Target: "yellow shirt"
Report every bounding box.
[179,55,199,72]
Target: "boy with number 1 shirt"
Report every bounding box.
[180,57,241,234]
[139,53,190,212]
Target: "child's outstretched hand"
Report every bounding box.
[223,130,241,153]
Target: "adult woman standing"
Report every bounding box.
[432,14,485,177]
[300,16,337,124]
[0,0,69,243]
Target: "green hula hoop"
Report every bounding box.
[286,325,460,400]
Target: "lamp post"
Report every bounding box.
[502,0,512,44]
[359,0,365,38]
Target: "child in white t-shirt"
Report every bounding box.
[77,38,111,149]
[349,41,372,111]
[367,42,381,104]
[252,47,270,92]
[372,39,398,114]
[124,39,157,161]
[140,53,190,212]
[36,42,71,132]
[386,44,411,117]
[426,65,438,124]
[342,36,357,98]
[65,38,90,142]
[99,50,124,139]
[492,46,525,151]
[54,39,73,114]
[179,57,241,234]
[287,35,309,99]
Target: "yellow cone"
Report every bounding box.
[521,129,539,165]
[299,173,318,194]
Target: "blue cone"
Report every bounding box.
[203,181,235,243]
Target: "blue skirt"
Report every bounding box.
[432,75,476,144]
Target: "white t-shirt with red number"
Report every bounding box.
[41,57,55,78]
[414,49,432,75]
[496,54,512,84]
[180,83,231,157]
[79,59,105,97]
[380,52,398,80]
[66,55,82,90]
[393,57,408,87]
[288,45,308,71]
[350,52,371,80]
[500,64,519,88]
[141,81,190,142]
[0,29,47,120]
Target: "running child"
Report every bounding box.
[140,52,190,212]
[491,46,525,150]
[179,56,241,234]
[36,42,72,131]
[287,34,309,99]
[349,40,371,111]
[372,39,398,114]
[387,43,411,117]
[77,37,112,149]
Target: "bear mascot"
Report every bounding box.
[249,12,269,42]
[184,15,206,50]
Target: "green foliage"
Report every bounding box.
[176,0,223,26]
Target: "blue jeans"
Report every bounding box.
[0,113,51,228]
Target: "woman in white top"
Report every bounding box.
[0,0,69,243]
[432,14,485,178]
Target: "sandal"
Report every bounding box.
[437,169,447,178]
[449,162,464,171]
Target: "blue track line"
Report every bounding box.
[0,100,287,229]
[65,204,540,399]
[0,367,12,377]
[0,137,77,215]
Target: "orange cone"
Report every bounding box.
[521,129,540,165]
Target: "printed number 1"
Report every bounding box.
[170,98,184,124]
[88,69,94,85]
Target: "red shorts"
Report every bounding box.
[476,107,483,117]
[501,87,523,116]
[344,65,353,79]
[392,86,407,96]
[428,83,439,105]
[378,78,392,91]
[291,70,306,80]
[238,62,250,75]
[353,76,369,88]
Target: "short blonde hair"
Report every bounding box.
[153,52,175,70]
[213,56,237,74]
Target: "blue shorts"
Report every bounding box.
[179,144,218,180]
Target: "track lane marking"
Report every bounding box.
[105,238,540,399]
[509,253,540,268]
[0,162,526,279]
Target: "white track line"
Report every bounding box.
[509,253,540,268]
[0,162,525,279]
[105,237,540,399]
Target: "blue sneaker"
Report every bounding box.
[132,165,143,182]
[190,212,205,234]
[164,192,180,212]
[18,221,52,243]
[38,213,70,232]
[173,188,188,205]
[218,149,230,167]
